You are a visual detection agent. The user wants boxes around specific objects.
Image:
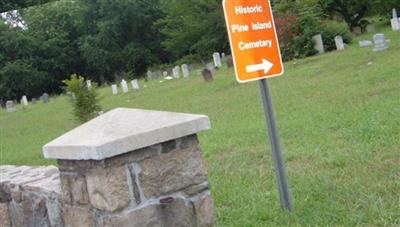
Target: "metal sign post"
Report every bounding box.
[259,78,292,211]
[223,0,293,211]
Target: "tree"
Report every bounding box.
[319,0,372,29]
[79,0,165,81]
[0,0,56,13]
[158,0,229,61]
[63,74,101,123]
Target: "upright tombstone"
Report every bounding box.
[42,93,49,104]
[334,35,345,51]
[21,96,28,106]
[163,71,168,77]
[32,98,37,105]
[156,71,162,79]
[112,84,119,95]
[312,34,325,54]
[147,70,153,80]
[173,66,181,79]
[212,52,222,68]
[202,68,213,82]
[391,8,400,31]
[221,53,226,61]
[226,56,234,68]
[86,80,92,90]
[0,99,5,108]
[366,24,375,33]
[6,101,16,112]
[42,108,215,227]
[181,64,190,78]
[352,26,362,35]
[121,80,129,93]
[373,33,389,52]
[131,79,140,90]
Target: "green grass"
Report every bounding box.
[1,26,400,226]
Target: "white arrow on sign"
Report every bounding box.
[246,59,274,74]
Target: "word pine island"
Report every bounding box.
[223,0,284,83]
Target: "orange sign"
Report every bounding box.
[223,0,284,83]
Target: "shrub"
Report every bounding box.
[62,74,101,123]
[320,20,352,51]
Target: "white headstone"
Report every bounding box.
[86,80,92,89]
[181,64,190,78]
[373,33,389,52]
[147,71,153,80]
[6,101,16,112]
[131,79,140,90]
[312,34,324,54]
[21,96,28,106]
[163,71,168,77]
[392,8,400,31]
[121,80,129,93]
[172,66,180,79]
[334,36,345,51]
[112,84,118,95]
[213,52,222,68]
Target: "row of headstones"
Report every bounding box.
[147,64,191,81]
[312,34,347,54]
[359,33,390,52]
[201,52,234,82]
[111,79,140,95]
[2,93,49,113]
[313,32,390,54]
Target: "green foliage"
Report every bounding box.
[0,60,51,100]
[275,1,321,60]
[320,20,352,51]
[158,0,229,61]
[62,74,101,123]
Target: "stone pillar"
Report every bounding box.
[43,108,215,227]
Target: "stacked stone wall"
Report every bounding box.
[0,135,214,227]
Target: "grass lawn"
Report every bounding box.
[1,26,399,226]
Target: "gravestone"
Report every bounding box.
[121,80,129,93]
[202,68,213,82]
[156,71,162,78]
[163,71,168,77]
[147,71,153,80]
[391,8,400,31]
[112,84,118,95]
[373,33,389,52]
[334,36,345,51]
[221,53,226,62]
[173,66,180,79]
[6,101,16,112]
[312,34,324,54]
[213,52,222,68]
[366,24,375,33]
[359,40,373,47]
[352,26,362,35]
[42,93,49,104]
[21,96,28,106]
[0,99,5,108]
[131,79,140,90]
[181,64,190,78]
[32,98,37,104]
[226,56,234,68]
[86,80,92,90]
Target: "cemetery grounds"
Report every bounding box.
[0,27,399,226]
